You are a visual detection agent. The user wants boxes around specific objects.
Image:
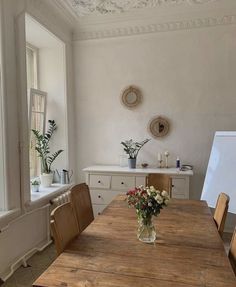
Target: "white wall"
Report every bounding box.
[0,205,50,279]
[74,25,236,204]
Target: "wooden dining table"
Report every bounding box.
[33,195,236,287]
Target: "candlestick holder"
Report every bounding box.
[164,151,170,168]
[158,159,163,168]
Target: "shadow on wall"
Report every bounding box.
[190,171,205,200]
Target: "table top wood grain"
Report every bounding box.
[33,195,236,287]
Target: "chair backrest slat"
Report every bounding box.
[213,193,230,236]
[51,202,79,255]
[147,174,172,195]
[70,183,94,232]
[229,228,236,275]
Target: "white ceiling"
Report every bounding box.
[59,0,218,17]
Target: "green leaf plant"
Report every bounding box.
[32,120,63,174]
[121,139,150,159]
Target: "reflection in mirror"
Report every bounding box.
[126,91,137,105]
[121,86,142,109]
[149,116,170,138]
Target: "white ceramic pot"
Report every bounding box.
[40,173,53,187]
[31,185,40,192]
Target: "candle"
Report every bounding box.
[164,151,169,157]
[157,153,162,161]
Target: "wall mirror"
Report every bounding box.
[121,86,142,108]
[148,116,170,138]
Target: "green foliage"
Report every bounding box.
[31,179,40,186]
[32,120,63,174]
[121,139,150,159]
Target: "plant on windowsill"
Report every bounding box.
[32,120,63,187]
[31,179,40,192]
[121,139,150,168]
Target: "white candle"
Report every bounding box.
[157,153,162,161]
[164,151,169,157]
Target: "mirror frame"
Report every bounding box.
[121,86,142,109]
[148,116,170,138]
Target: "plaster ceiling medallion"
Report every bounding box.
[66,0,218,17]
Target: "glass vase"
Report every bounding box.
[137,216,156,243]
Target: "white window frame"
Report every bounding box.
[26,43,39,89]
[0,69,6,211]
[29,88,47,178]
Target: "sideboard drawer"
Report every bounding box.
[111,175,135,191]
[91,190,121,205]
[92,204,106,216]
[89,175,111,189]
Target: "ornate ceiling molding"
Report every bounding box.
[74,14,236,41]
[61,0,218,17]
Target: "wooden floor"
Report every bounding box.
[0,233,233,287]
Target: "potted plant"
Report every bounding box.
[31,179,40,192]
[121,139,150,168]
[32,120,63,187]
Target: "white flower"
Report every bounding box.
[155,194,163,204]
[164,199,169,205]
[161,190,169,198]
[150,186,155,191]
[146,188,151,195]
[148,202,152,207]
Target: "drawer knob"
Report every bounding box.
[98,212,101,215]
[172,185,174,187]
[98,180,101,183]
[98,195,101,198]
[121,182,124,185]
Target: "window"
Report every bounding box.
[25,14,68,194]
[26,44,38,89]
[0,69,6,211]
[26,45,47,178]
[29,89,47,178]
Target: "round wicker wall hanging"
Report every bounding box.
[148,116,170,138]
[121,86,142,109]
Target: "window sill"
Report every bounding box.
[25,183,73,210]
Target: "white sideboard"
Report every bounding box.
[83,165,193,217]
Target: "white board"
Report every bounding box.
[201,131,236,214]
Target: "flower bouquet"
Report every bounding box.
[127,185,169,243]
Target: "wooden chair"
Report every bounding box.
[229,227,236,275]
[51,202,79,255]
[147,174,172,195]
[213,193,230,236]
[70,183,94,232]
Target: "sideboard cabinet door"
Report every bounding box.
[171,177,189,199]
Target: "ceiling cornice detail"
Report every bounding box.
[74,14,236,41]
[60,0,218,17]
